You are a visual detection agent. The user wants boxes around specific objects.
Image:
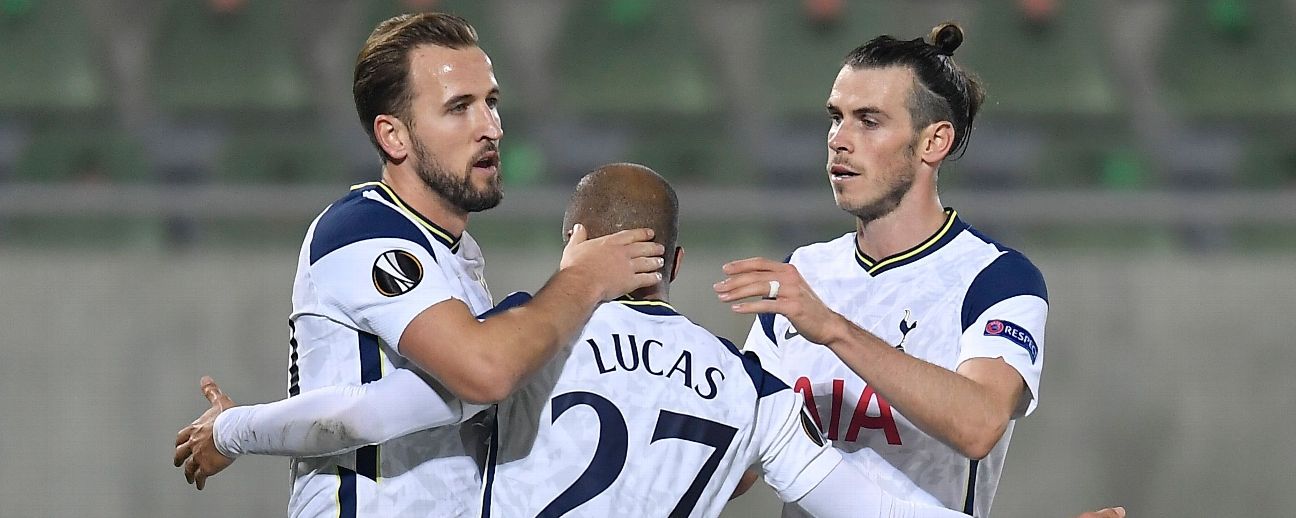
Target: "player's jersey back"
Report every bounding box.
[288,182,493,517]
[485,298,839,518]
[744,209,1048,517]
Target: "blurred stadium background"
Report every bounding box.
[1,0,1294,516]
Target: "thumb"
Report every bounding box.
[200,376,226,406]
[565,223,587,249]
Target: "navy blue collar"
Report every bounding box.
[855,208,966,276]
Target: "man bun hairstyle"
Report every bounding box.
[929,22,964,56]
[844,22,985,159]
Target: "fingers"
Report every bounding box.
[176,425,193,448]
[195,468,209,491]
[722,257,782,275]
[184,456,200,485]
[627,241,666,259]
[729,298,781,315]
[631,256,665,274]
[1076,508,1126,518]
[713,272,779,302]
[174,437,194,468]
[630,272,664,290]
[603,227,654,245]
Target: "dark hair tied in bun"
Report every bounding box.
[928,22,964,56]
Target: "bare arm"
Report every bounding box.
[399,225,664,404]
[715,257,1025,459]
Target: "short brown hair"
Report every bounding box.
[353,13,479,162]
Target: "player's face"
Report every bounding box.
[404,45,503,213]
[825,66,922,223]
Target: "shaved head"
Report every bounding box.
[563,163,680,280]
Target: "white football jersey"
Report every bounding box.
[287,182,493,517]
[483,296,841,518]
[744,209,1048,518]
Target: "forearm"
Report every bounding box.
[402,270,603,404]
[213,370,468,458]
[796,460,966,518]
[823,318,1011,459]
[472,269,602,390]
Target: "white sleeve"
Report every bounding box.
[794,459,968,518]
[310,237,457,358]
[213,368,484,458]
[957,294,1048,417]
[755,390,840,502]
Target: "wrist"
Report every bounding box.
[554,265,605,305]
[820,313,857,350]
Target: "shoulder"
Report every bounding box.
[786,232,855,269]
[715,335,789,399]
[959,227,1048,329]
[308,188,434,265]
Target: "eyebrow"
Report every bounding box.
[825,103,885,118]
[443,88,501,108]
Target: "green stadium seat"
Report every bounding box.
[1158,0,1296,122]
[1240,131,1296,187]
[5,125,160,246]
[553,0,715,117]
[960,0,1121,120]
[11,125,149,183]
[0,0,106,115]
[213,129,349,184]
[761,2,891,118]
[151,0,310,118]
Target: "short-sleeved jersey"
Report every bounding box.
[287,182,493,517]
[744,209,1048,518]
[483,296,841,518]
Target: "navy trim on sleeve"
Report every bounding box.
[477,291,533,319]
[309,191,435,265]
[758,313,778,344]
[716,336,789,398]
[961,251,1048,331]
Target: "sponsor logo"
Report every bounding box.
[984,319,1038,363]
[799,407,826,447]
[783,326,800,341]
[372,250,423,297]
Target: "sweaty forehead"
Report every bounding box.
[406,45,497,101]
[828,65,914,112]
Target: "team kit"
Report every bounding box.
[170,11,1068,518]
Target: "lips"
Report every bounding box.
[829,164,859,180]
[472,150,500,171]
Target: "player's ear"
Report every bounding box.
[669,246,684,283]
[920,120,954,164]
[374,114,411,162]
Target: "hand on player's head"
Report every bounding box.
[561,224,665,301]
[173,376,237,490]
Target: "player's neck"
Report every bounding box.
[381,166,468,237]
[628,284,668,302]
[854,189,945,260]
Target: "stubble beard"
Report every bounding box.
[834,138,918,225]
